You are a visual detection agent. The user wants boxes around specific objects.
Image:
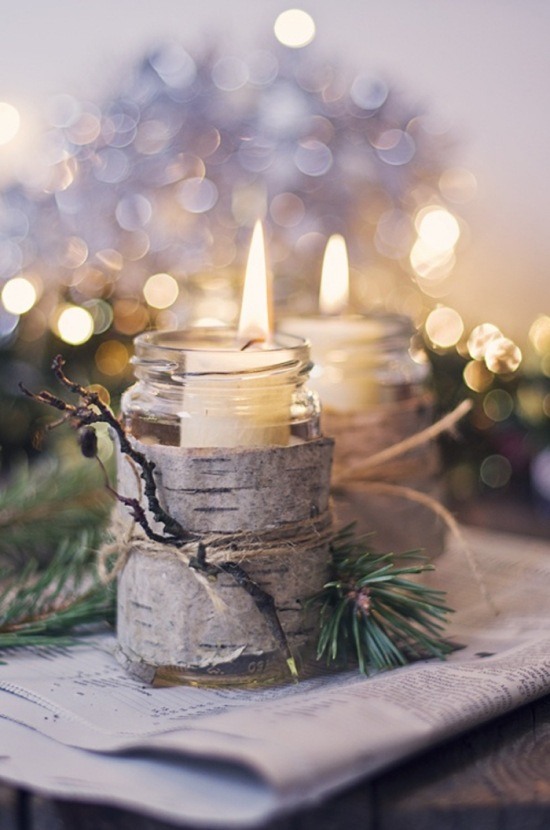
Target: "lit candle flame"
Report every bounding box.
[238,220,272,343]
[319,234,349,315]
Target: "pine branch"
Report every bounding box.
[0,533,115,654]
[316,525,453,673]
[0,459,111,566]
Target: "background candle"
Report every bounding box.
[282,234,445,558]
[283,235,430,413]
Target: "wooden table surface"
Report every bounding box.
[2,512,550,830]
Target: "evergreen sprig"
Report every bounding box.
[0,533,115,653]
[317,526,453,673]
[0,459,111,565]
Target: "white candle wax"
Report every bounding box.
[283,234,414,413]
[177,336,294,448]
[179,222,294,448]
[281,313,394,413]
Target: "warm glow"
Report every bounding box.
[410,207,460,285]
[425,306,464,348]
[1,276,37,314]
[56,305,94,345]
[467,323,502,360]
[274,9,316,48]
[409,238,455,281]
[237,221,271,342]
[0,102,20,146]
[416,207,460,251]
[95,340,129,375]
[463,360,493,392]
[143,272,179,309]
[319,234,349,315]
[484,337,522,374]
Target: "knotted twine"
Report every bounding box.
[98,504,333,611]
[330,398,496,612]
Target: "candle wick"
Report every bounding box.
[240,338,265,351]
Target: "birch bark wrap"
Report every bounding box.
[115,436,334,686]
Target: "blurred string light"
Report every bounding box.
[461,322,523,390]
[425,306,464,348]
[143,272,179,309]
[410,205,462,291]
[94,340,129,376]
[0,23,460,358]
[274,9,316,48]
[1,276,37,314]
[54,305,94,345]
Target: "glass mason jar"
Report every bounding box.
[121,328,321,447]
[283,312,445,558]
[116,328,333,688]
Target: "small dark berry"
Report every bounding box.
[79,427,98,458]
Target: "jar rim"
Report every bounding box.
[132,327,311,377]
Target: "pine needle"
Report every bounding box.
[316,525,454,674]
[0,458,111,565]
[0,532,115,654]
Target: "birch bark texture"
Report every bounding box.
[115,436,333,686]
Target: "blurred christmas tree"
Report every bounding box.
[0,35,547,531]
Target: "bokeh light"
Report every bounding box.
[516,384,545,424]
[425,306,464,348]
[484,337,522,374]
[480,454,512,489]
[482,388,514,422]
[274,9,316,48]
[143,272,179,309]
[463,359,493,392]
[529,315,550,355]
[416,207,460,250]
[410,206,461,285]
[113,299,149,335]
[85,299,114,334]
[55,305,94,345]
[1,276,37,314]
[95,340,129,376]
[467,323,502,360]
[0,102,20,146]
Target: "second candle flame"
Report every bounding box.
[238,221,272,344]
[319,234,349,316]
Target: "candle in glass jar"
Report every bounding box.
[124,222,318,450]
[283,234,429,413]
[178,221,293,448]
[282,234,445,559]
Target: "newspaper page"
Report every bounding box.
[0,526,550,827]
